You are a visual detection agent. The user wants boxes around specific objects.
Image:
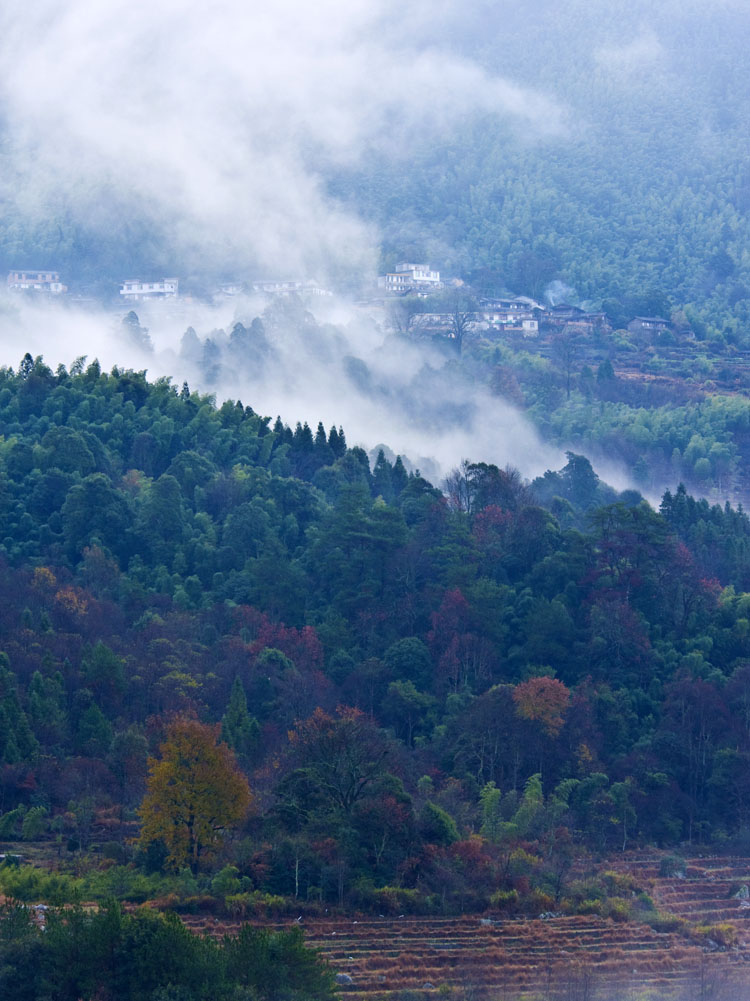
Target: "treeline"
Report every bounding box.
[0,900,335,1001]
[3,358,750,912]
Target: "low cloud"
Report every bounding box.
[593,30,666,77]
[0,0,565,284]
[0,295,563,485]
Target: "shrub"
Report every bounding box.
[601,870,640,895]
[489,889,519,912]
[659,854,686,877]
[691,923,737,948]
[101,841,130,864]
[0,863,82,904]
[347,881,437,915]
[600,898,632,922]
[642,910,687,934]
[564,877,606,906]
[520,888,555,916]
[211,865,242,896]
[223,891,290,917]
[573,898,602,916]
[20,806,48,841]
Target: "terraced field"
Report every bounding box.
[180,857,750,999]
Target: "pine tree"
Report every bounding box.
[221,677,260,765]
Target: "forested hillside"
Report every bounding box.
[333,2,750,338]
[1,356,750,921]
[466,319,750,501]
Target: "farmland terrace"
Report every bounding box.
[179,855,750,999]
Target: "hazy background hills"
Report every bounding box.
[0,0,748,324]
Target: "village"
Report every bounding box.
[4,263,677,348]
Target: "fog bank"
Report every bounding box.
[0,296,563,485]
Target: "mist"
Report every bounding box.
[0,294,566,486]
[0,0,746,283]
[1,0,742,493]
[0,0,565,285]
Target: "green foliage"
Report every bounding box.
[0,900,336,1001]
[419,802,459,846]
[221,677,260,765]
[659,854,686,877]
[0,863,81,905]
[2,359,750,911]
[20,807,47,842]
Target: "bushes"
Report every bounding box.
[642,910,687,934]
[82,866,166,903]
[691,922,737,948]
[0,864,81,905]
[659,854,686,877]
[519,888,555,916]
[223,891,289,918]
[349,881,439,915]
[0,900,337,1001]
[489,888,519,913]
[561,872,654,924]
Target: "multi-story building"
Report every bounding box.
[250,279,333,297]
[377,262,443,295]
[120,278,179,300]
[7,269,66,294]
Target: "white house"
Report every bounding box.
[250,279,333,297]
[7,269,66,294]
[216,282,244,297]
[377,262,443,295]
[120,278,179,300]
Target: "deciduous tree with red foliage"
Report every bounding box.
[513,677,570,737]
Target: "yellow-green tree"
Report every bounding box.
[138,717,252,872]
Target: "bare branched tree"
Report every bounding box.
[444,460,529,514]
[448,290,477,354]
[551,323,581,400]
[386,295,424,335]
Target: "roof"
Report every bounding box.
[8,269,60,275]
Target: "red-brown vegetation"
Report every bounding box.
[172,854,750,998]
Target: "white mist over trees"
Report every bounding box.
[0,0,562,286]
[0,0,747,485]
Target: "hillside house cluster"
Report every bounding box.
[395,295,625,341]
[120,278,179,301]
[7,270,66,294]
[475,299,612,338]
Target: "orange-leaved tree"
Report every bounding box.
[138,716,251,872]
[512,676,570,737]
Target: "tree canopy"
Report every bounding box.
[138,717,251,871]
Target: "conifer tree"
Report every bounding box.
[221,677,260,766]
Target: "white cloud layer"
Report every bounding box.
[0,0,564,283]
[0,295,565,484]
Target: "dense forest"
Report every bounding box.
[1,355,750,934]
